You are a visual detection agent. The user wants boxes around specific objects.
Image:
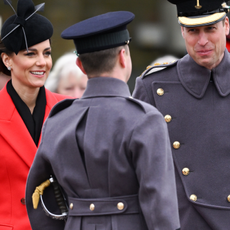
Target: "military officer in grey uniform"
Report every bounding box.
[25,11,180,230]
[133,0,230,229]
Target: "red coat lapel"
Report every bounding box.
[0,86,37,167]
[0,87,70,167]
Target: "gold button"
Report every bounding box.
[157,88,164,96]
[69,203,74,209]
[190,194,197,202]
[173,141,180,149]
[164,115,172,123]
[182,168,190,176]
[90,203,95,211]
[227,195,230,202]
[117,202,124,210]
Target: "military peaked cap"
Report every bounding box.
[168,0,229,27]
[61,11,135,55]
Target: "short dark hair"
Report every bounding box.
[78,45,128,76]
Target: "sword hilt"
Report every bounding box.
[37,176,68,220]
[49,176,68,215]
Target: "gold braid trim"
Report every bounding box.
[32,180,51,209]
[179,12,226,27]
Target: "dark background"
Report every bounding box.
[0,0,188,92]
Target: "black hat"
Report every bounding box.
[168,0,229,27]
[1,0,53,54]
[61,11,135,55]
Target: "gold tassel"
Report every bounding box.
[32,179,51,209]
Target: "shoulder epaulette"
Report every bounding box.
[49,99,76,117]
[140,60,178,79]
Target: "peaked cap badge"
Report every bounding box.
[195,0,202,9]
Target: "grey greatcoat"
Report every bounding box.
[132,49,230,230]
[26,77,180,230]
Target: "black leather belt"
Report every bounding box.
[68,194,139,216]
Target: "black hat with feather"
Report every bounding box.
[1,0,53,54]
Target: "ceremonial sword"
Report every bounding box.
[32,175,68,220]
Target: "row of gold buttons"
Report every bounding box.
[189,194,230,202]
[157,88,179,145]
[183,168,230,203]
[182,168,198,202]
[157,88,173,124]
[157,88,200,204]
[182,169,198,202]
[190,194,230,202]
[69,202,125,211]
[157,87,230,204]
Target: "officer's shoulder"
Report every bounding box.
[126,96,158,114]
[140,59,178,79]
[49,98,76,117]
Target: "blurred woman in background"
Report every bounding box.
[45,52,88,98]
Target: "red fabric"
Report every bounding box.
[226,40,230,52]
[0,84,70,230]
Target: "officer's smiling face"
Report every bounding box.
[181,17,229,70]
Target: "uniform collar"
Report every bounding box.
[177,49,230,98]
[81,77,131,99]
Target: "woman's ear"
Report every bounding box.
[76,58,87,75]
[1,53,11,69]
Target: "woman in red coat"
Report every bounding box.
[0,0,71,229]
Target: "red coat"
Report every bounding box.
[0,84,70,230]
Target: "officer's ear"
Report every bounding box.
[118,48,126,68]
[224,17,229,36]
[181,26,185,39]
[76,57,87,74]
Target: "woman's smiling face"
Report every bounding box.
[8,39,52,90]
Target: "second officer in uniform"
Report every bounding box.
[133,0,230,229]
[26,11,180,230]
